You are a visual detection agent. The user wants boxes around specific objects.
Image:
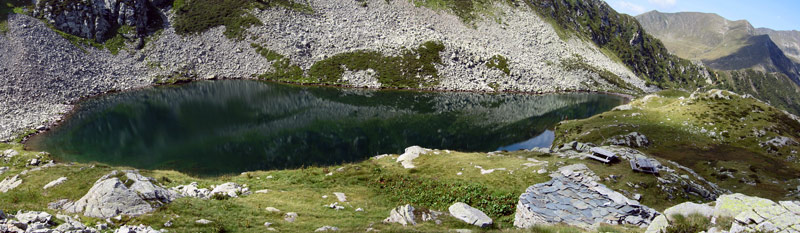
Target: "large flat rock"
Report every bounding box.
[514,164,659,229]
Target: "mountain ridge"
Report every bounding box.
[635,10,800,84]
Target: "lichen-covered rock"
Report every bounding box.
[724,197,800,233]
[448,202,492,228]
[383,204,417,226]
[61,170,179,218]
[714,193,776,218]
[514,164,659,229]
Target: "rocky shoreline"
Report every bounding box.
[0,0,652,141]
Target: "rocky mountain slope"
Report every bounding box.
[636,11,800,84]
[636,10,800,115]
[0,0,674,140]
[528,0,710,88]
[757,28,800,63]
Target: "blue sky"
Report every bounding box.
[605,0,800,31]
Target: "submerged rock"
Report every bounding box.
[514,164,659,229]
[448,202,492,228]
[61,170,179,218]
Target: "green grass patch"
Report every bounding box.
[560,54,640,92]
[0,20,8,35]
[486,54,510,75]
[173,0,311,40]
[251,41,446,88]
[664,214,710,233]
[370,174,517,219]
[410,0,512,25]
[309,41,445,88]
[251,43,305,81]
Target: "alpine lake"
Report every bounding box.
[27,80,625,176]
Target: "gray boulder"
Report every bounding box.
[0,175,22,193]
[61,170,179,218]
[170,182,211,199]
[43,177,68,190]
[605,132,650,148]
[448,202,492,228]
[284,212,298,223]
[114,224,161,233]
[314,225,339,232]
[383,204,417,226]
[210,182,250,198]
[14,211,52,225]
[663,202,714,220]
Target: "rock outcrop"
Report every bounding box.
[716,194,800,233]
[0,175,22,193]
[448,202,492,228]
[605,132,650,148]
[514,164,659,229]
[0,210,112,233]
[61,170,179,218]
[42,176,67,189]
[383,204,417,226]
[33,0,168,42]
[171,182,250,199]
[383,204,444,226]
[396,146,431,169]
[648,193,800,233]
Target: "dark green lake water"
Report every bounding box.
[27,80,624,176]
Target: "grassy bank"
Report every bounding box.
[1,140,662,232]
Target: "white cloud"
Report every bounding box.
[648,0,677,8]
[612,1,647,15]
